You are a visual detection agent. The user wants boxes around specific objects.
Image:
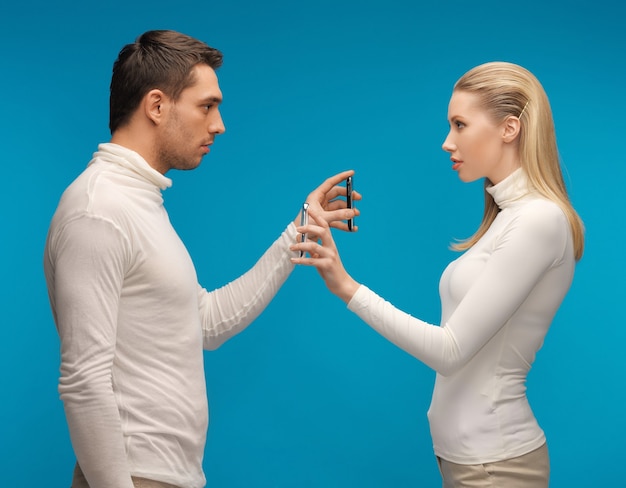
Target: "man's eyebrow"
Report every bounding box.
[201,96,222,104]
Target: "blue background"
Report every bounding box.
[1,0,624,486]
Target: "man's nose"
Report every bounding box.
[210,110,226,135]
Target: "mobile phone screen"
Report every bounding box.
[299,202,309,257]
[346,176,354,231]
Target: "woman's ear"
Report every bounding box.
[144,89,166,126]
[502,115,521,143]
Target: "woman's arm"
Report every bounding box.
[291,205,570,375]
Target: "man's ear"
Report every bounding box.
[502,115,521,143]
[144,89,166,126]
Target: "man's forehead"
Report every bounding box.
[186,64,223,100]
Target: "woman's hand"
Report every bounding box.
[290,209,360,304]
[294,170,361,235]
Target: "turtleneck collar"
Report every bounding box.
[486,168,535,210]
[91,143,173,191]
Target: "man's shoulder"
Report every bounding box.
[50,165,141,236]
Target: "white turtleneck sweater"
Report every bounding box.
[44,143,298,488]
[348,168,575,464]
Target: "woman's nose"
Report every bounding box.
[442,133,454,153]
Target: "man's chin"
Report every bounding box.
[172,159,203,172]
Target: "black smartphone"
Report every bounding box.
[346,176,354,231]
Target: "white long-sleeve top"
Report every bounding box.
[348,168,575,464]
[44,143,297,488]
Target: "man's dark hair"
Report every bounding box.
[109,30,223,134]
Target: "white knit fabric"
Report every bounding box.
[348,168,575,464]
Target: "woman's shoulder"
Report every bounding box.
[511,196,569,238]
[520,195,565,216]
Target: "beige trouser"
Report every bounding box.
[71,463,181,488]
[437,443,549,488]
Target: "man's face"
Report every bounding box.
[157,64,225,172]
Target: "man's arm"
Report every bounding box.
[198,223,297,349]
[197,170,360,349]
[46,215,135,488]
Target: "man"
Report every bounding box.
[43,30,358,488]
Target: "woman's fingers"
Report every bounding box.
[291,210,334,258]
[290,209,359,302]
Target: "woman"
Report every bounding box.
[291,62,584,487]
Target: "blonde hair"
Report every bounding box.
[450,62,584,260]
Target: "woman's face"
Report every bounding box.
[442,90,512,184]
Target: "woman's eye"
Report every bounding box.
[455,121,465,129]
